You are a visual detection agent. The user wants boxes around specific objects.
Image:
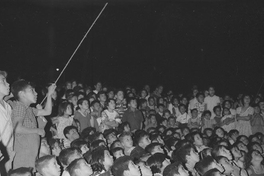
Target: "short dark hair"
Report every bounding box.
[58,101,72,116]
[63,125,78,139]
[35,155,56,175]
[134,131,149,145]
[146,153,167,174]
[70,139,87,150]
[203,168,221,176]
[8,167,32,176]
[163,161,182,176]
[11,79,32,100]
[145,142,162,154]
[194,156,215,175]
[58,148,81,167]
[213,105,221,113]
[202,110,211,117]
[111,156,131,176]
[67,158,85,176]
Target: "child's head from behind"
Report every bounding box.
[58,148,82,168]
[118,122,131,134]
[163,161,189,176]
[8,167,32,176]
[111,156,140,176]
[67,158,93,176]
[90,147,113,172]
[146,153,171,174]
[58,101,72,116]
[145,142,164,155]
[11,80,37,103]
[36,155,61,176]
[71,139,89,155]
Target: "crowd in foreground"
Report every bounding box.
[1,70,264,176]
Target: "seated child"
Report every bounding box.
[39,138,51,158]
[176,104,191,128]
[70,139,89,155]
[35,155,61,176]
[111,147,124,159]
[130,131,151,160]
[167,116,177,128]
[221,107,236,132]
[194,156,224,175]
[251,105,264,134]
[213,106,222,127]
[101,99,121,129]
[67,158,93,176]
[145,114,158,131]
[146,153,171,175]
[188,109,201,129]
[201,110,216,131]
[48,138,62,157]
[111,156,141,176]
[104,129,118,148]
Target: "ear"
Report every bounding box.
[18,90,25,99]
[123,170,129,176]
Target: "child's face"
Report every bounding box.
[219,147,233,160]
[150,116,157,124]
[205,130,213,137]
[179,106,186,114]
[103,150,114,167]
[65,105,72,115]
[181,98,188,105]
[116,91,124,100]
[107,133,117,145]
[113,141,123,149]
[231,147,242,158]
[255,106,261,114]
[93,102,100,111]
[70,96,78,106]
[114,150,124,159]
[23,86,38,104]
[162,120,168,126]
[158,106,164,113]
[78,159,93,176]
[99,93,107,102]
[0,75,10,96]
[169,118,175,125]
[141,90,147,98]
[194,134,203,146]
[219,158,238,174]
[121,135,133,148]
[44,157,61,176]
[208,87,215,96]
[214,108,221,116]
[188,148,200,162]
[204,113,211,120]
[149,98,155,106]
[182,128,190,136]
[67,129,79,141]
[140,136,151,148]
[164,112,170,119]
[173,98,179,106]
[108,100,116,110]
[223,109,230,116]
[259,102,264,111]
[124,125,130,132]
[129,100,137,109]
[197,95,204,103]
[216,128,224,138]
[124,161,141,176]
[95,82,102,91]
[40,139,51,156]
[80,100,89,110]
[191,110,198,118]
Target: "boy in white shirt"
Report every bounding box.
[176,104,191,128]
[204,86,220,116]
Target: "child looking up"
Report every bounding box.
[201,110,216,131]
[176,104,191,128]
[188,109,201,129]
[101,98,121,130]
[74,98,92,132]
[119,132,135,156]
[35,155,61,176]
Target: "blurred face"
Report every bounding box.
[93,102,100,111]
[164,112,171,119]
[114,150,124,159]
[70,96,78,106]
[216,128,224,138]
[107,133,117,145]
[103,150,114,168]
[208,87,215,96]
[204,90,209,97]
[66,83,72,90]
[22,86,38,104]
[150,116,157,124]
[68,152,83,167]
[243,96,251,105]
[252,144,263,154]
[188,148,200,162]
[149,98,155,106]
[223,109,230,116]
[219,147,233,160]
[141,90,147,98]
[113,141,123,149]
[95,82,102,91]
[231,147,242,158]
[152,145,164,154]
[80,100,89,110]
[65,105,72,115]
[99,93,107,102]
[179,106,186,114]
[191,110,198,118]
[239,136,249,145]
[158,106,164,113]
[124,161,141,176]
[124,125,130,132]
[254,106,261,114]
[259,102,264,111]
[219,158,235,174]
[137,162,152,176]
[108,100,116,110]
[117,91,124,100]
[183,128,190,136]
[197,95,204,103]
[181,98,188,105]
[169,118,175,125]
[215,108,221,116]
[224,101,231,109]
[140,135,151,148]
[194,134,203,146]
[173,98,179,106]
[130,100,137,109]
[204,113,211,120]
[40,139,51,156]
[252,150,263,162]
[108,91,114,99]
[66,129,79,141]
[77,159,93,176]
[121,135,133,148]
[158,86,163,94]
[80,144,89,154]
[205,130,213,137]
[43,157,61,176]
[237,142,248,153]
[51,142,62,156]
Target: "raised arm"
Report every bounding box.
[37,84,56,116]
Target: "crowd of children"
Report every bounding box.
[1,70,264,176]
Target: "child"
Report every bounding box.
[163,161,189,176]
[176,104,191,128]
[155,104,165,124]
[74,98,92,132]
[221,107,236,132]
[167,116,177,128]
[147,96,156,110]
[39,138,51,158]
[35,155,61,176]
[67,158,93,176]
[213,106,222,127]
[193,92,206,117]
[111,156,141,176]
[111,147,124,159]
[48,138,62,157]
[146,153,171,175]
[90,100,102,131]
[204,86,220,115]
[201,110,216,131]
[53,102,76,140]
[104,129,118,147]
[145,114,158,131]
[251,105,264,134]
[0,70,14,173]
[97,91,107,109]
[246,150,264,176]
[145,142,164,155]
[228,130,239,145]
[130,131,151,160]
[70,140,89,155]
[68,94,78,112]
[188,108,201,129]
[188,132,207,153]
[122,98,144,132]
[115,90,127,118]
[11,80,56,169]
[63,126,80,148]
[119,132,135,156]
[118,122,131,134]
[168,96,180,117]
[101,99,121,129]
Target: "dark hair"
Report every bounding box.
[63,126,78,139]
[213,105,221,113]
[8,167,33,176]
[202,110,211,117]
[163,160,182,176]
[90,147,109,172]
[145,142,162,154]
[58,148,81,167]
[194,156,215,175]
[11,79,32,100]
[172,143,194,163]
[71,139,88,150]
[111,156,131,176]
[35,155,56,175]
[90,140,106,151]
[134,131,149,145]
[203,168,221,176]
[111,147,124,157]
[76,98,89,110]
[146,153,167,174]
[58,101,72,116]
[196,92,204,99]
[66,158,91,176]
[118,122,130,134]
[105,98,115,107]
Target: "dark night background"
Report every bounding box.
[1,0,264,96]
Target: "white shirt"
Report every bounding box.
[176,112,191,124]
[204,95,220,113]
[0,100,14,149]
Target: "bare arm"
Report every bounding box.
[37,84,56,116]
